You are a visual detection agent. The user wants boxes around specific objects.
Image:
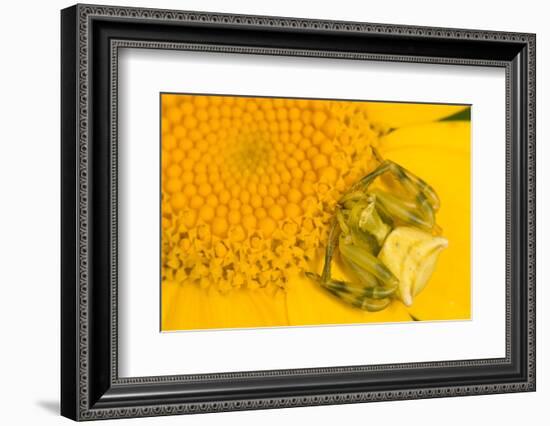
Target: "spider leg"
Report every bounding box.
[386,159,440,210]
[372,187,436,232]
[305,273,392,312]
[340,254,398,295]
[345,148,439,209]
[345,161,393,196]
[350,148,440,230]
[322,279,393,312]
[339,234,399,288]
[361,158,441,232]
[321,217,341,282]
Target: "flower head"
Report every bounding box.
[162,95,381,297]
[161,96,470,330]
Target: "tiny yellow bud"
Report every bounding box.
[199,205,215,222]
[259,217,276,237]
[171,193,186,211]
[211,217,229,237]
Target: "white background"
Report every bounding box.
[0,0,546,425]
[119,49,505,377]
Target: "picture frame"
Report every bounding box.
[61,3,536,421]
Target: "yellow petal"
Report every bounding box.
[365,102,467,129]
[162,284,289,331]
[161,281,181,327]
[379,121,471,320]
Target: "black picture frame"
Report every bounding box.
[61,3,536,421]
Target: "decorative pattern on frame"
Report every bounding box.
[110,40,510,383]
[72,4,535,420]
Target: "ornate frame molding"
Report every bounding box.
[61,4,535,421]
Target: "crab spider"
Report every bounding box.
[307,148,448,311]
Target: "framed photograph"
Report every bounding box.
[61,4,536,421]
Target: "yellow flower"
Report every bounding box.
[161,97,470,330]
